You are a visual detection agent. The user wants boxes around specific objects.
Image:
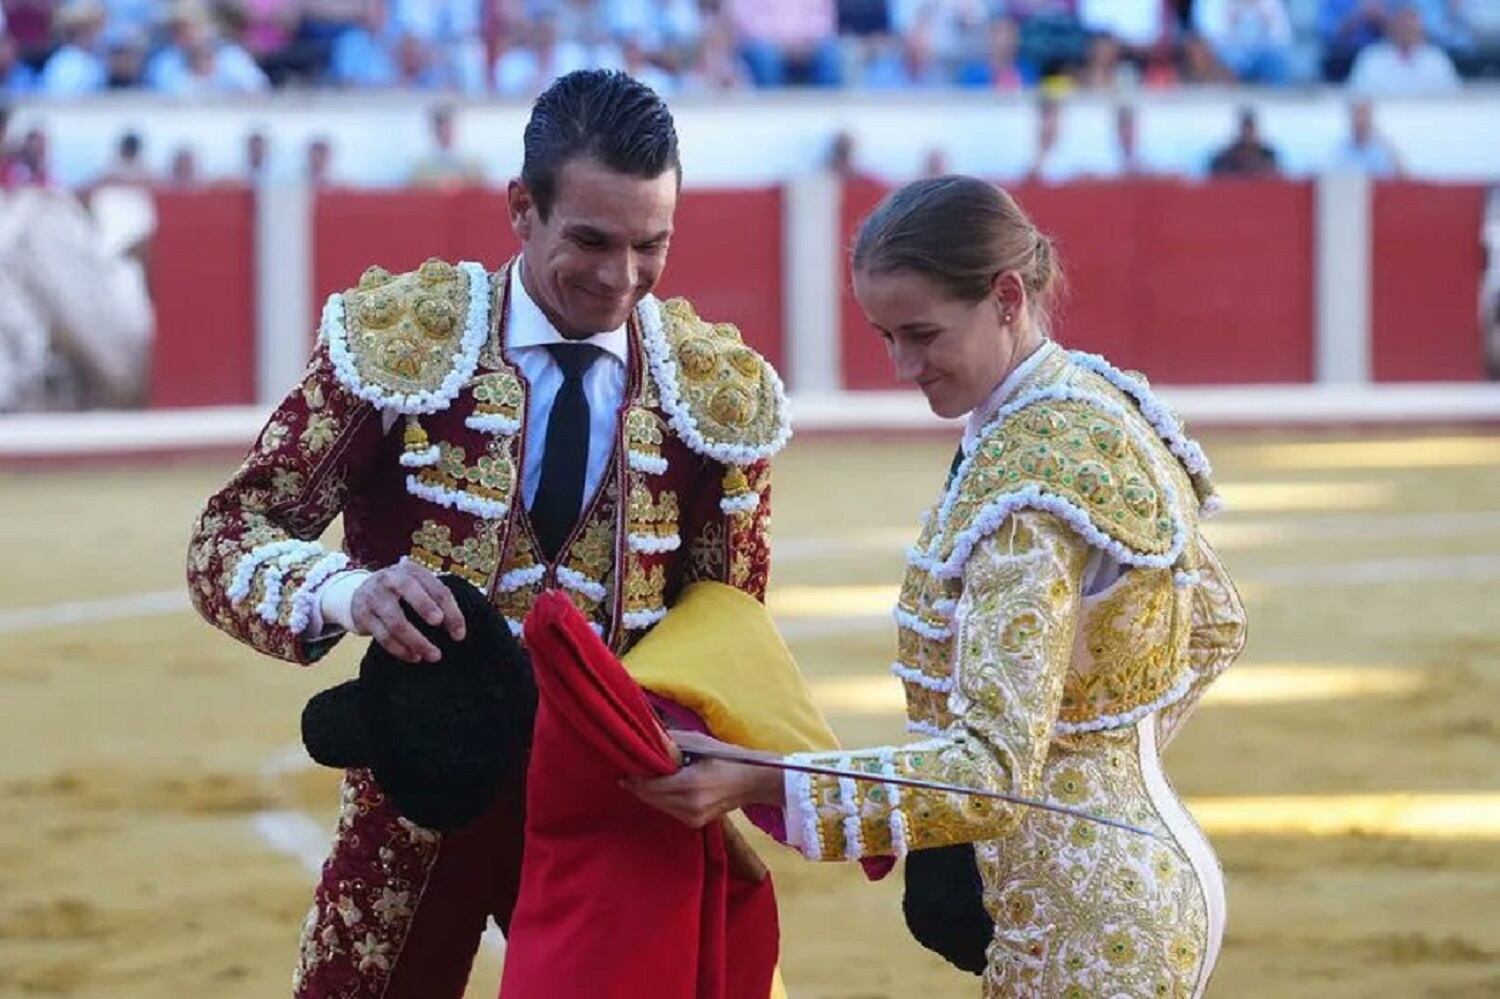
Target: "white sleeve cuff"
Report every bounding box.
[783,766,825,859]
[783,770,808,851]
[301,569,370,638]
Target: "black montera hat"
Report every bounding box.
[300,576,536,831]
[902,843,993,976]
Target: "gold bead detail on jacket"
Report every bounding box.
[710,385,756,427]
[414,297,458,338]
[729,346,762,379]
[417,258,458,284]
[677,337,718,379]
[360,292,401,329]
[403,415,429,450]
[359,265,393,290]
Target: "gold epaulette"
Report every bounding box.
[926,392,1194,577]
[646,297,790,465]
[322,257,490,415]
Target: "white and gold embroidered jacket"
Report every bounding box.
[784,345,1247,861]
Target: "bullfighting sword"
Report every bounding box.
[679,744,1159,839]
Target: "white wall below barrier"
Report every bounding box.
[5,382,1500,461]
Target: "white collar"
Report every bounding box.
[506,260,629,364]
[962,339,1058,456]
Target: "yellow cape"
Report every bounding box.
[624,582,838,755]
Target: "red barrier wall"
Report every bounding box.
[141,181,1485,410]
[655,187,783,369]
[312,187,784,369]
[838,178,895,390]
[1371,182,1488,382]
[148,188,257,407]
[839,178,1316,389]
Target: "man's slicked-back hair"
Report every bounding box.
[522,70,680,220]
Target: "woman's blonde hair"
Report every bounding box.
[852,175,1064,327]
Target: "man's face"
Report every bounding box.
[363,0,387,31]
[509,156,677,338]
[174,18,207,49]
[433,112,455,148]
[1391,9,1423,48]
[1350,102,1373,142]
[1038,106,1059,148]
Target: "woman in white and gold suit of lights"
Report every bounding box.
[631,176,1248,997]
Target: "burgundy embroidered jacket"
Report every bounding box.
[187,258,789,665]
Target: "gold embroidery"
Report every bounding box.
[494,558,540,626]
[417,259,457,284]
[258,418,291,455]
[625,406,666,465]
[341,257,472,398]
[1065,569,1193,725]
[409,520,452,573]
[902,683,953,731]
[976,734,1208,998]
[478,267,508,371]
[435,441,466,482]
[728,546,752,591]
[624,561,666,616]
[1156,537,1247,749]
[450,532,499,587]
[804,520,1212,993]
[720,465,752,512]
[627,481,679,541]
[470,370,524,426]
[687,518,726,582]
[656,492,679,538]
[658,298,785,455]
[302,413,338,452]
[402,414,430,454]
[407,519,499,587]
[271,468,305,502]
[302,379,326,411]
[786,349,1238,994]
[414,296,458,338]
[359,265,393,290]
[567,516,615,585]
[938,398,1182,564]
[471,455,515,503]
[409,442,517,512]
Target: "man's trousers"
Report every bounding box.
[291,767,525,998]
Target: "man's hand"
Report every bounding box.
[349,559,466,663]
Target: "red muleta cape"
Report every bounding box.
[501,591,779,999]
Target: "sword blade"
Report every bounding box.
[684,747,1158,839]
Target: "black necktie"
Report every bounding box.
[533,343,601,561]
[944,444,965,488]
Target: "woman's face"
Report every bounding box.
[854,268,1016,419]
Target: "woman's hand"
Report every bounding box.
[625,730,786,828]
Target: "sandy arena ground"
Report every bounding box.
[2,429,1500,998]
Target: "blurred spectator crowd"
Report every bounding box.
[0,0,1498,99]
[0,98,496,189]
